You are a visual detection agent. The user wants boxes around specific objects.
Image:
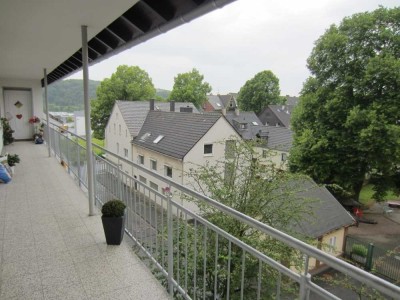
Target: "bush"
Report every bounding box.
[352,244,368,257]
[101,199,126,217]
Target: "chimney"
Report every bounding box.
[221,108,226,116]
[180,106,193,113]
[234,108,239,116]
[150,99,155,111]
[170,100,175,112]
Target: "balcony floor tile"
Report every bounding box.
[0,142,169,300]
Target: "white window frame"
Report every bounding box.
[124,148,128,158]
[139,175,147,184]
[150,181,158,191]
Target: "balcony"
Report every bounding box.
[1,125,400,300]
[0,141,169,299]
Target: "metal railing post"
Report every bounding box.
[43,68,51,157]
[299,273,311,300]
[167,187,174,296]
[365,243,375,271]
[77,145,81,187]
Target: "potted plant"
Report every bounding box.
[7,154,20,175]
[101,199,126,245]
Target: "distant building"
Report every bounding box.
[204,93,238,112]
[224,109,293,170]
[73,111,85,136]
[258,104,295,128]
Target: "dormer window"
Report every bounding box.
[239,123,248,130]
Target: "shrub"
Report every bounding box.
[352,244,368,257]
[101,199,126,217]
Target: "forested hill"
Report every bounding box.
[48,79,171,112]
[48,79,100,112]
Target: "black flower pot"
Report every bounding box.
[101,214,126,245]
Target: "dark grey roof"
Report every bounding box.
[292,179,355,238]
[219,94,237,109]
[265,105,295,127]
[116,100,198,137]
[41,0,236,86]
[207,95,224,110]
[225,111,293,152]
[132,111,221,159]
[263,126,293,152]
[225,111,264,140]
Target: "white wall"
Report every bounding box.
[0,79,43,118]
[105,104,134,175]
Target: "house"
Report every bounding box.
[105,100,198,174]
[288,179,355,271]
[258,104,295,127]
[224,109,293,170]
[203,93,238,112]
[131,110,241,210]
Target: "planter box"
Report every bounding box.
[101,214,126,245]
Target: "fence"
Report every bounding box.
[345,235,400,283]
[45,123,400,299]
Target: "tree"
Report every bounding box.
[161,140,314,298]
[91,65,155,139]
[237,70,284,114]
[289,7,400,202]
[168,68,211,108]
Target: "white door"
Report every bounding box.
[4,89,33,140]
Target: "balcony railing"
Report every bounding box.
[45,123,400,299]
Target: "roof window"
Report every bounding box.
[153,135,164,143]
[139,132,151,142]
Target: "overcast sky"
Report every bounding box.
[68,0,399,96]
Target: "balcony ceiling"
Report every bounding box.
[0,0,236,86]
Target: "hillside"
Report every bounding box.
[48,79,171,112]
[48,79,100,112]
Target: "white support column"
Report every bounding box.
[43,68,51,157]
[82,25,95,216]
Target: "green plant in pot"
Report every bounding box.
[101,199,126,245]
[7,154,20,167]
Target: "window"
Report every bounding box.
[165,165,172,178]
[225,140,235,159]
[139,175,147,184]
[124,148,128,158]
[328,236,337,253]
[138,155,144,165]
[204,144,213,155]
[252,121,258,126]
[153,135,164,144]
[281,153,287,162]
[116,143,119,154]
[262,150,268,158]
[224,162,235,184]
[150,159,157,171]
[113,123,116,134]
[125,129,128,137]
[150,181,158,191]
[119,125,121,136]
[239,123,248,130]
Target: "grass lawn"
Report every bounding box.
[359,184,398,206]
[76,137,104,156]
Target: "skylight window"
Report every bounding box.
[216,103,221,107]
[139,132,151,142]
[153,135,164,144]
[252,121,258,125]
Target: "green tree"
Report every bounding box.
[160,140,314,298]
[237,70,284,114]
[91,65,155,139]
[289,7,400,201]
[168,68,211,108]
